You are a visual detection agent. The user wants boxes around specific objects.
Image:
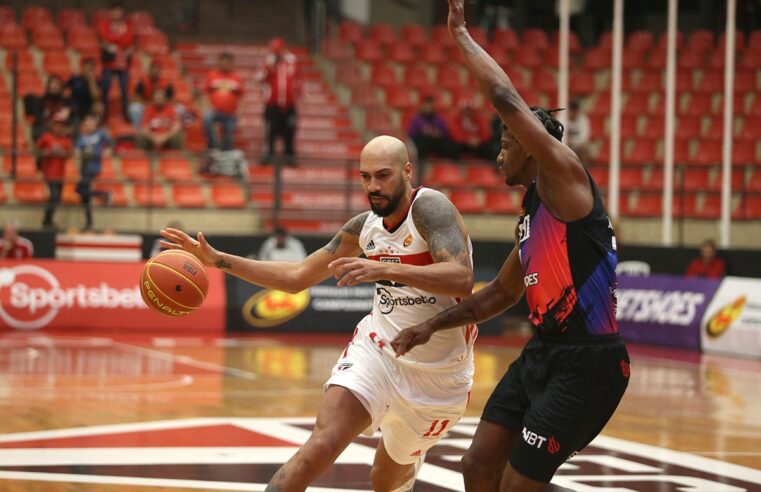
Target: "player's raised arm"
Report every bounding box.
[159,212,368,293]
[392,245,525,356]
[447,0,591,221]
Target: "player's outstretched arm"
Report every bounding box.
[446,0,591,221]
[159,212,368,293]
[329,192,473,298]
[391,246,524,356]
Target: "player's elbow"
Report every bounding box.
[490,84,521,114]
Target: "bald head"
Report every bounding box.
[361,135,409,169]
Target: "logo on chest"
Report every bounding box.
[518,214,531,243]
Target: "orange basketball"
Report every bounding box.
[140,250,209,317]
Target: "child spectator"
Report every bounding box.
[75,115,113,230]
[32,75,69,141]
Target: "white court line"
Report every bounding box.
[3,375,195,393]
[0,471,367,492]
[114,342,259,380]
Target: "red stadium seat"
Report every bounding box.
[681,170,711,191]
[435,66,464,90]
[625,139,657,166]
[4,48,35,72]
[121,154,153,181]
[706,170,744,192]
[675,117,702,140]
[0,182,6,203]
[492,28,519,51]
[589,94,612,117]
[695,71,723,94]
[583,47,609,71]
[368,24,396,46]
[159,156,194,182]
[403,65,431,91]
[739,116,761,142]
[718,32,745,52]
[523,29,550,51]
[687,30,714,53]
[0,6,14,23]
[32,27,65,51]
[733,141,757,165]
[22,6,52,30]
[387,40,416,65]
[42,51,72,78]
[677,50,704,71]
[679,94,714,117]
[619,168,643,191]
[68,30,99,53]
[589,167,609,189]
[691,140,722,166]
[641,117,665,140]
[733,72,757,95]
[383,86,417,112]
[211,181,246,208]
[594,139,610,164]
[674,138,692,163]
[339,21,363,45]
[419,44,449,66]
[58,8,87,32]
[133,183,167,207]
[620,114,638,138]
[430,25,456,49]
[450,190,483,214]
[551,30,582,54]
[485,190,519,214]
[13,180,47,204]
[747,97,761,116]
[400,25,427,47]
[624,94,649,115]
[0,25,28,51]
[3,155,38,178]
[588,114,606,138]
[427,162,463,187]
[354,40,385,64]
[632,71,661,94]
[739,48,761,70]
[466,165,502,188]
[736,196,761,219]
[627,31,654,52]
[598,31,613,52]
[371,63,398,90]
[532,68,556,94]
[172,183,206,208]
[513,50,542,70]
[625,193,662,217]
[569,72,595,97]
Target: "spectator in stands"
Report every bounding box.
[566,98,591,165]
[97,2,134,121]
[32,75,70,141]
[66,57,101,127]
[136,88,182,151]
[686,239,728,278]
[128,60,175,130]
[451,97,492,159]
[75,115,113,230]
[258,226,307,262]
[37,110,73,229]
[258,37,300,165]
[203,52,243,151]
[0,221,33,259]
[407,94,459,161]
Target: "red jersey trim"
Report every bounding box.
[367,251,434,266]
[383,187,422,232]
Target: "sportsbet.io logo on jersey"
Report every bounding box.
[376,287,436,315]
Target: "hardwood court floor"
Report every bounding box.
[0,333,760,491]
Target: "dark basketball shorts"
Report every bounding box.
[481,334,630,483]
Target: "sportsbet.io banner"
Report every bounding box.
[616,274,721,349]
[701,276,761,358]
[0,260,226,334]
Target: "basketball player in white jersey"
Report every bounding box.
[160,135,476,491]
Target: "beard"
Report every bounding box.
[368,188,405,217]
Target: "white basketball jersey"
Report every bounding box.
[358,187,477,370]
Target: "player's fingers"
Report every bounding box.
[328,258,351,270]
[158,240,182,250]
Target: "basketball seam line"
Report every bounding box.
[157,251,209,284]
[146,264,203,310]
[149,257,207,299]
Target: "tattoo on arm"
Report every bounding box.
[264,464,286,491]
[412,193,471,269]
[321,212,370,256]
[215,257,232,269]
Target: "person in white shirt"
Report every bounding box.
[566,98,591,165]
[257,227,307,262]
[159,135,475,491]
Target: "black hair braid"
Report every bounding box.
[530,106,565,142]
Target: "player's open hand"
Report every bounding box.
[328,257,387,287]
[391,322,435,357]
[447,0,466,35]
[159,228,220,268]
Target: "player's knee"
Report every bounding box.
[461,450,498,482]
[302,431,343,466]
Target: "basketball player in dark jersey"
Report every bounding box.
[391,1,630,491]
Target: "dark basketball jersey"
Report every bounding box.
[517,175,618,339]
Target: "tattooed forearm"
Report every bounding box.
[265,464,286,491]
[412,193,472,269]
[215,257,232,269]
[321,211,369,255]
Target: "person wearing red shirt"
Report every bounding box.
[686,239,728,278]
[450,98,492,159]
[137,88,182,151]
[37,110,73,228]
[128,60,175,129]
[0,222,33,259]
[203,52,243,151]
[97,3,134,121]
[258,38,300,164]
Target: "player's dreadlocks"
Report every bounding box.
[530,107,565,142]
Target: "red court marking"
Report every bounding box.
[0,424,295,448]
